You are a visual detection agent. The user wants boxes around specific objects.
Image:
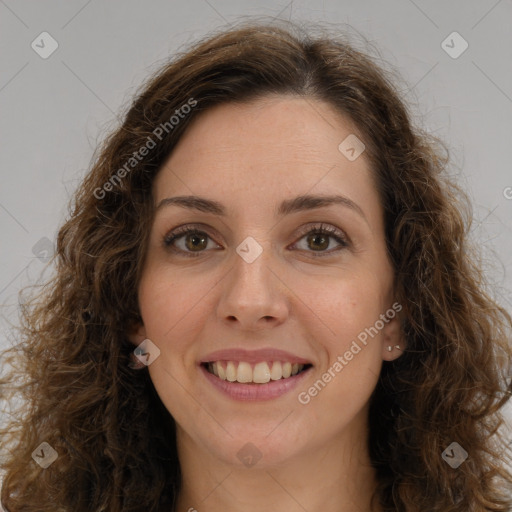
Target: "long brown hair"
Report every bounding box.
[2,20,511,511]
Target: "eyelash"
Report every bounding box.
[163,223,349,258]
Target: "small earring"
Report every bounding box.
[128,352,147,369]
[387,345,401,352]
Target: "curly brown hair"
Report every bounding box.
[1,19,512,512]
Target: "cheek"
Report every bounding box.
[137,270,208,413]
[303,271,388,349]
[300,277,386,414]
[137,267,200,350]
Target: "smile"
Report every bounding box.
[204,360,311,384]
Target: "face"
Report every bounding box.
[129,95,404,469]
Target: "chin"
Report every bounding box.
[199,425,308,469]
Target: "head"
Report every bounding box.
[128,92,406,480]
[2,20,511,512]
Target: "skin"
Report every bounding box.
[129,95,406,512]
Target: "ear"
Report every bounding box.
[381,305,406,362]
[126,319,147,348]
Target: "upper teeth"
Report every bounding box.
[207,361,305,383]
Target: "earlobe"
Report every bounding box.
[381,313,406,361]
[125,321,149,370]
[126,320,147,347]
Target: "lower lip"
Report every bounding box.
[200,364,312,401]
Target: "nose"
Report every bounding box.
[216,240,290,332]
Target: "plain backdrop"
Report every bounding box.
[1,0,511,479]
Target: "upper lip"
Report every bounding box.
[200,348,312,365]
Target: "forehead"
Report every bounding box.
[153,95,379,220]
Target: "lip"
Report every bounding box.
[200,348,312,365]
[200,363,313,401]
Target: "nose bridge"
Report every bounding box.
[231,234,274,300]
[217,233,288,327]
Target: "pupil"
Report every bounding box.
[309,234,328,250]
[188,234,206,250]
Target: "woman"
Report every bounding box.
[1,20,511,512]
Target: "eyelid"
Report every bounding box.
[162,223,221,249]
[292,222,350,246]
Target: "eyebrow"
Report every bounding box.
[155,194,368,223]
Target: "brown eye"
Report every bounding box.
[292,223,349,257]
[163,222,349,258]
[306,232,330,251]
[182,232,208,251]
[164,226,220,257]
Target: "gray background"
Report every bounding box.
[1,0,511,472]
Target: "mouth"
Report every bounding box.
[202,360,313,384]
